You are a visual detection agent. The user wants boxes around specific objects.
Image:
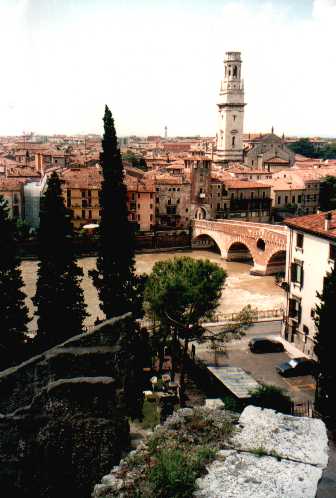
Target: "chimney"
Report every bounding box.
[325,212,332,231]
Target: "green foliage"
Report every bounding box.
[288,138,336,160]
[314,265,336,426]
[249,384,292,414]
[135,399,160,430]
[235,304,258,330]
[16,218,34,241]
[145,257,227,331]
[149,448,198,498]
[33,172,87,349]
[319,176,336,211]
[0,196,30,369]
[222,395,244,413]
[288,138,319,158]
[149,446,216,498]
[90,106,143,319]
[250,446,268,457]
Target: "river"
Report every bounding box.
[21,250,285,330]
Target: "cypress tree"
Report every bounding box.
[33,172,87,349]
[314,265,336,427]
[90,105,138,318]
[0,195,29,369]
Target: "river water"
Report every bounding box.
[21,250,285,330]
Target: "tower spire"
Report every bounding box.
[215,51,246,166]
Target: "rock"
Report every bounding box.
[205,399,225,410]
[195,451,323,498]
[233,406,329,467]
[178,407,194,417]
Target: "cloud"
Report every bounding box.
[0,1,335,137]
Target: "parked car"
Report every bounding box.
[276,357,317,377]
[248,337,285,353]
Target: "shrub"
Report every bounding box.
[149,448,197,498]
[249,384,292,414]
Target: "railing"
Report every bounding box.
[207,307,284,323]
[291,400,316,418]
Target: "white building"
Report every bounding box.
[282,211,336,357]
[215,52,245,165]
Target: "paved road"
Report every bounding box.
[196,320,315,403]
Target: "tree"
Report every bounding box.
[0,196,29,369]
[313,265,336,427]
[249,384,292,414]
[138,158,148,171]
[144,257,227,403]
[319,176,336,211]
[33,172,87,349]
[90,105,140,319]
[287,138,319,158]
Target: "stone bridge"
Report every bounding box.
[192,219,288,275]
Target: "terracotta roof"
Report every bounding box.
[0,179,25,191]
[284,211,336,241]
[264,157,290,164]
[223,179,272,189]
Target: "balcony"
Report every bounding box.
[230,198,272,212]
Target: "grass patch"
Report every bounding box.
[136,399,160,430]
[106,407,236,498]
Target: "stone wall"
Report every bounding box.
[0,314,136,498]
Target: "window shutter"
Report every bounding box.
[300,266,304,288]
[291,263,296,283]
[298,304,302,324]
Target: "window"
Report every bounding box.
[186,208,188,212]
[298,195,302,203]
[138,193,140,198]
[233,115,236,121]
[262,191,265,199]
[329,244,336,261]
[81,209,85,218]
[217,203,220,210]
[138,215,140,221]
[240,193,243,199]
[252,160,254,166]
[232,136,236,147]
[251,192,254,199]
[88,210,92,219]
[296,233,304,248]
[289,298,302,323]
[285,195,288,204]
[156,197,159,204]
[131,193,135,200]
[292,196,295,203]
[150,203,153,209]
[150,214,153,221]
[277,196,281,205]
[137,204,140,209]
[81,190,86,198]
[156,187,160,192]
[291,261,304,287]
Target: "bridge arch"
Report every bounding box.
[226,241,254,264]
[265,250,286,275]
[192,233,222,256]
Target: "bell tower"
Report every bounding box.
[215,52,246,165]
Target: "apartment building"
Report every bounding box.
[282,211,336,356]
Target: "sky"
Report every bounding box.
[0,0,335,137]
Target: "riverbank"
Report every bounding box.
[21,250,285,331]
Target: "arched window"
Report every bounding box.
[232,136,236,147]
[233,65,237,77]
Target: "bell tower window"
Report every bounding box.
[232,136,236,147]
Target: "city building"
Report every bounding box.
[215,52,245,165]
[282,211,336,356]
[244,131,295,170]
[0,178,25,218]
